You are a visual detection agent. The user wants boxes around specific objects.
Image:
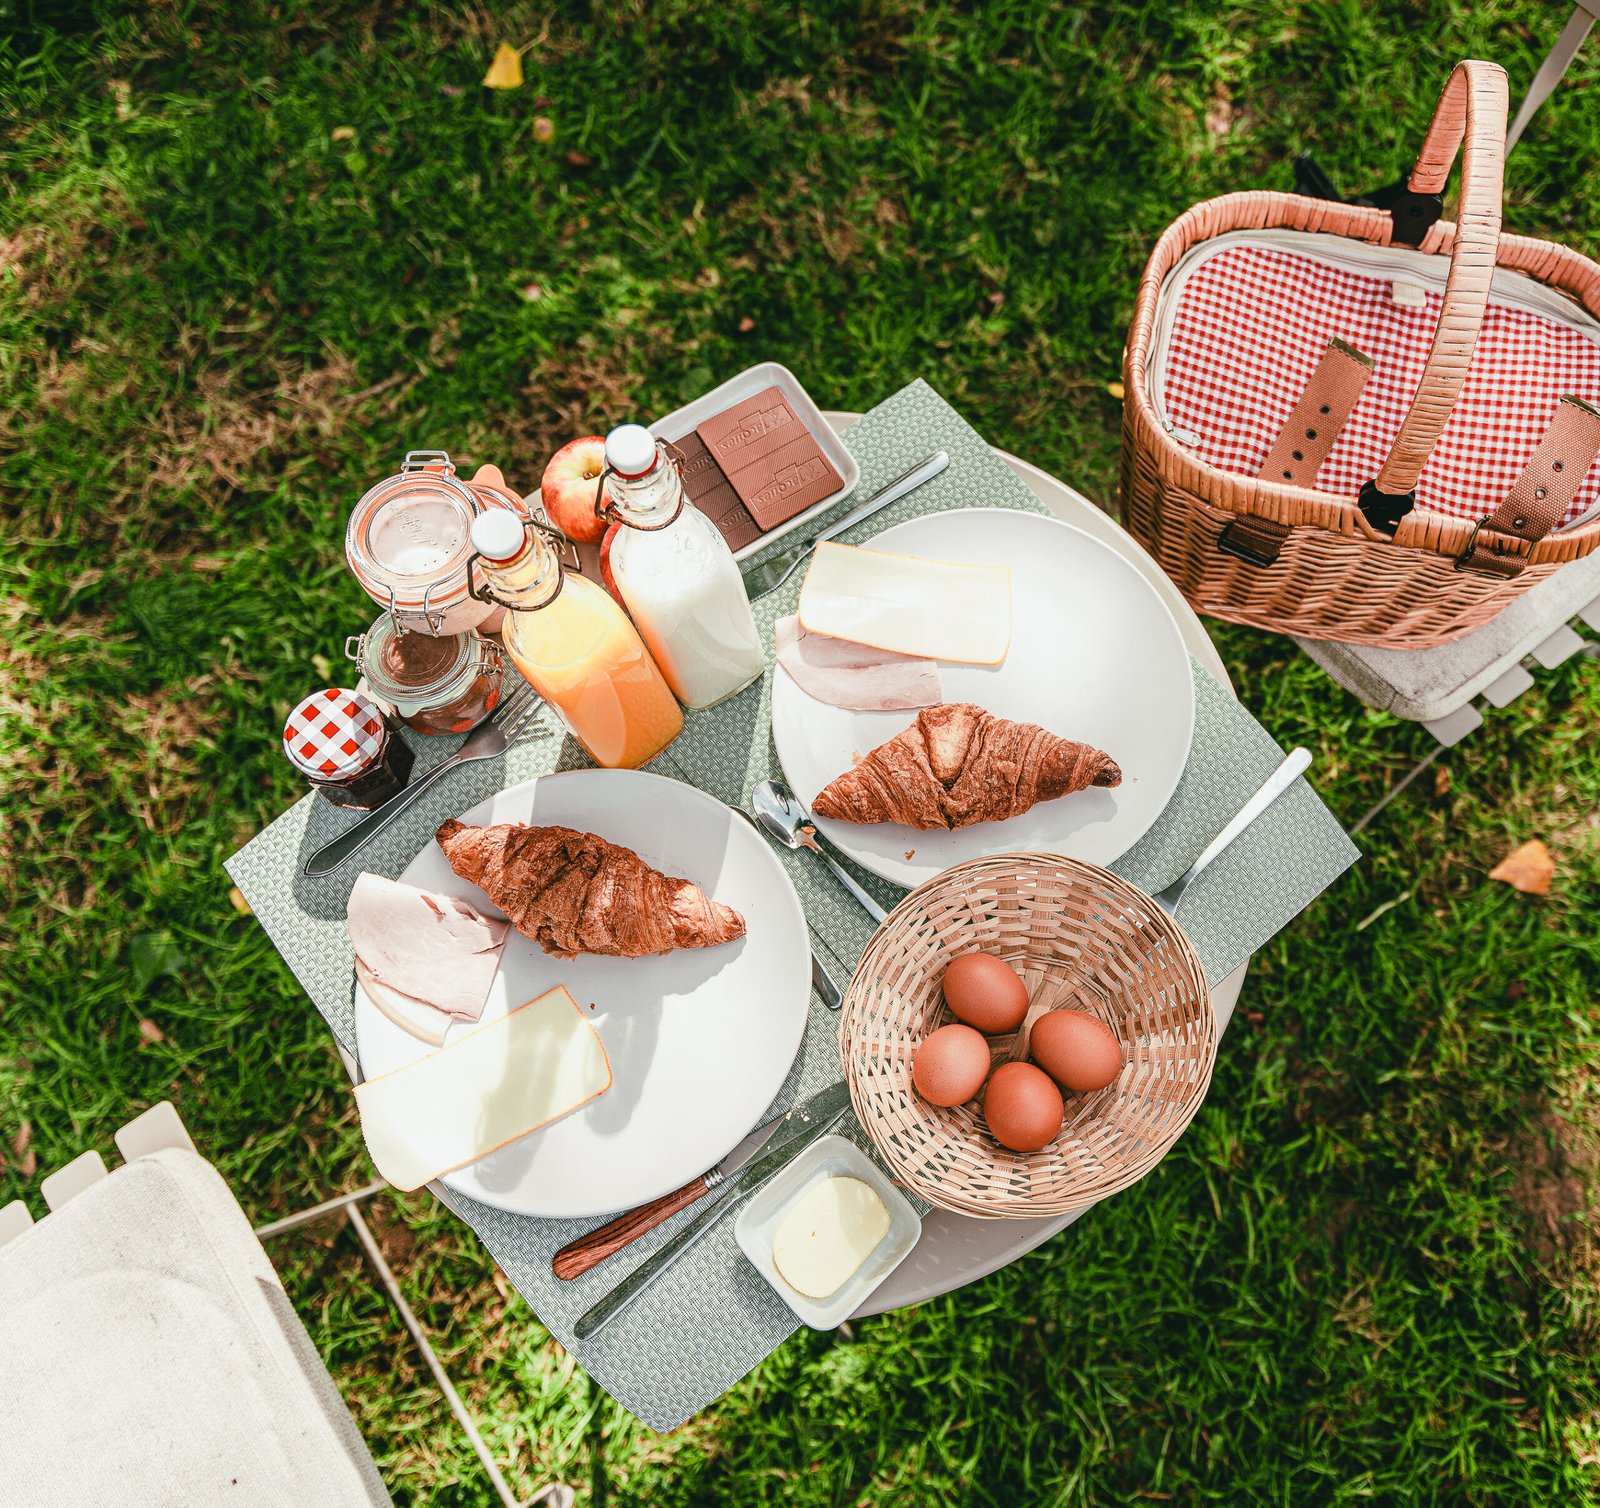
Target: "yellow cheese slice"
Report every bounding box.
[354,985,611,1191]
[797,541,1012,665]
[771,1175,892,1299]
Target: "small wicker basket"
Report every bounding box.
[841,852,1216,1219]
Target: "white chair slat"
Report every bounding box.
[1481,664,1536,708]
[39,1151,109,1212]
[115,1101,197,1163]
[0,1200,35,1250]
[1530,624,1586,669]
[1422,703,1485,748]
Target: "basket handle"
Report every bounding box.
[1368,60,1510,509]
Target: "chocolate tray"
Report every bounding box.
[651,361,861,560]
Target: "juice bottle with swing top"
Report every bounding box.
[469,510,683,769]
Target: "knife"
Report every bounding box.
[551,1076,849,1280]
[740,450,951,599]
[571,1083,852,1339]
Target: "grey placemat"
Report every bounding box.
[227,378,1359,1431]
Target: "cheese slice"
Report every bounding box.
[354,985,611,1191]
[797,541,1012,664]
[771,1175,892,1299]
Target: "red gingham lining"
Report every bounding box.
[283,688,387,779]
[1159,244,1600,530]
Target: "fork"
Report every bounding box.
[302,680,546,877]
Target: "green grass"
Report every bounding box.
[4,1,1600,1502]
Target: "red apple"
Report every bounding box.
[540,436,608,543]
[599,522,623,602]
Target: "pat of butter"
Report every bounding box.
[771,1174,892,1299]
[354,985,611,1191]
[798,541,1012,665]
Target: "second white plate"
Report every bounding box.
[352,769,811,1220]
[771,508,1195,888]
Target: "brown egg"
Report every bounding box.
[941,952,1029,1035]
[982,1061,1064,1152]
[911,1024,991,1108]
[1030,1009,1124,1093]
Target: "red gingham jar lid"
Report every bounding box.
[283,688,388,780]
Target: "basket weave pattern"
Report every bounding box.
[841,853,1216,1220]
[1121,61,1600,648]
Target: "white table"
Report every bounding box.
[813,415,1250,1315]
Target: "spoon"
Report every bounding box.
[1152,747,1313,915]
[751,778,888,925]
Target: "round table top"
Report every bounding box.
[814,413,1249,1316]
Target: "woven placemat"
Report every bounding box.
[227,379,1359,1430]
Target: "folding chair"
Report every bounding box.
[0,1102,572,1508]
[1298,16,1600,829]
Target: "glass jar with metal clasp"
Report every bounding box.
[344,450,527,636]
[348,615,506,736]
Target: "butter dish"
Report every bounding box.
[735,1133,920,1330]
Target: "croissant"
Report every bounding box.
[811,703,1121,830]
[435,820,746,959]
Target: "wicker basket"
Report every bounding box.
[1122,60,1600,648]
[841,853,1216,1220]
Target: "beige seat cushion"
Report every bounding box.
[0,1148,391,1507]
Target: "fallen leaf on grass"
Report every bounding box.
[483,43,523,90]
[228,886,252,915]
[1489,840,1554,895]
[12,1124,36,1179]
[138,1018,167,1046]
[737,316,755,332]
[331,125,357,142]
[566,148,593,168]
[1107,380,1125,400]
[533,116,555,143]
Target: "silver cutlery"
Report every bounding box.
[752,778,888,926]
[810,948,843,1011]
[553,1078,851,1281]
[739,450,951,599]
[1153,747,1313,915]
[572,1082,852,1339]
[303,681,546,878]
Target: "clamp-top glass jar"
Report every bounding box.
[348,615,504,736]
[345,451,525,636]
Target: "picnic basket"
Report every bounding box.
[1122,60,1600,648]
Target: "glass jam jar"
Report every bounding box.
[349,616,505,736]
[346,451,504,637]
[283,688,415,810]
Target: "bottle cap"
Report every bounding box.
[605,424,658,479]
[470,509,528,562]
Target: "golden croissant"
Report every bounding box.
[811,703,1121,830]
[435,820,746,958]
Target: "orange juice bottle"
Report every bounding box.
[469,511,682,769]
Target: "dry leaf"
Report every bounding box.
[331,125,357,142]
[1433,765,1452,798]
[533,116,555,143]
[566,148,593,168]
[737,316,755,333]
[12,1123,35,1179]
[228,885,252,915]
[311,653,334,680]
[1489,839,1554,896]
[483,43,524,90]
[138,1018,167,1045]
[1205,88,1237,137]
[1107,380,1126,400]
[519,282,543,302]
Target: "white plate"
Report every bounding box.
[771,508,1195,888]
[352,769,811,1219]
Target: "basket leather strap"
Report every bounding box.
[1218,339,1376,567]
[1260,338,1375,488]
[1455,396,1600,576]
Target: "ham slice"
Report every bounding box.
[774,616,943,712]
[347,873,510,1043]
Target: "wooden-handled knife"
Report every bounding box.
[553,1077,850,1280]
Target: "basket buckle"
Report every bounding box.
[1453,518,1527,576]
[1216,516,1287,567]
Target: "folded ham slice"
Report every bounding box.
[347,873,509,1043]
[774,616,943,712]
